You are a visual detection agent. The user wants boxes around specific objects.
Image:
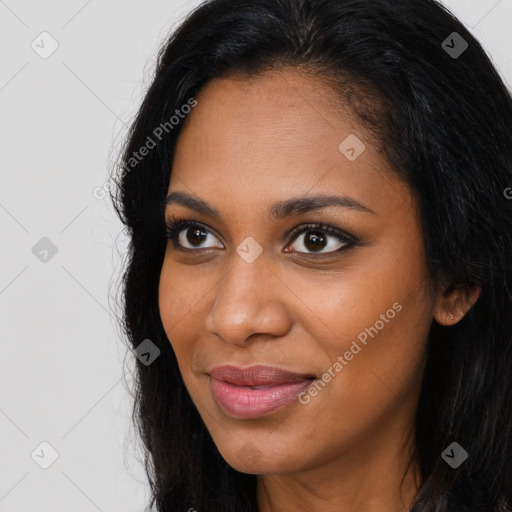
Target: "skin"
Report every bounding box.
[158,68,479,512]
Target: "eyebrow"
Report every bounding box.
[164,191,375,219]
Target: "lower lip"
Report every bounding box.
[209,376,314,419]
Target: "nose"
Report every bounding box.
[205,252,292,347]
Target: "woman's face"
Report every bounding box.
[158,68,436,476]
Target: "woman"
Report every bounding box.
[110,0,512,510]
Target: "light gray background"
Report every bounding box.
[1,1,511,511]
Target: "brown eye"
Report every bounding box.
[166,221,223,250]
[286,224,354,254]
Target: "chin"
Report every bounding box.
[219,441,304,475]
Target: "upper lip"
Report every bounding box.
[209,365,315,386]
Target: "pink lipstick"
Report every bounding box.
[209,365,315,419]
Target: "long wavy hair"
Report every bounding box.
[110,0,512,510]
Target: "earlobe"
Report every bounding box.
[433,284,481,326]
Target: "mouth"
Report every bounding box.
[208,365,316,419]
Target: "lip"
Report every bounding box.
[208,365,315,419]
[209,364,315,386]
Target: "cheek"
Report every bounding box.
[291,241,432,402]
[288,257,429,358]
[158,257,215,375]
[158,254,210,326]
[290,280,430,461]
[158,261,178,337]
[158,258,195,357]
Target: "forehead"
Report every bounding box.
[168,68,411,218]
[174,68,356,165]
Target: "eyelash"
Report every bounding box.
[164,215,357,254]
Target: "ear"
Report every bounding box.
[433,284,481,326]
